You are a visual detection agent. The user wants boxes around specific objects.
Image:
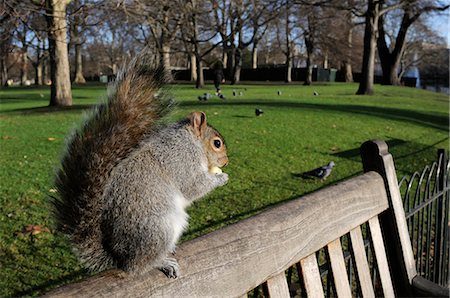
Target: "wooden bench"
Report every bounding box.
[45,140,448,297]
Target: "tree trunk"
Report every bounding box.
[344,23,353,83]
[1,57,8,86]
[195,55,204,88]
[73,43,86,84]
[46,0,72,106]
[226,47,235,81]
[344,62,353,83]
[379,57,401,85]
[251,43,258,69]
[323,51,328,69]
[35,62,43,85]
[377,13,409,86]
[161,44,171,72]
[304,37,313,85]
[190,53,197,82]
[112,63,118,75]
[304,56,312,85]
[20,48,28,85]
[285,56,292,83]
[356,0,379,95]
[222,51,227,69]
[232,48,242,84]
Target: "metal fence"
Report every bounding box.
[399,149,449,287]
[251,149,449,297]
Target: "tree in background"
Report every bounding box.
[276,0,298,83]
[0,14,17,86]
[377,0,449,86]
[69,0,90,84]
[46,0,72,106]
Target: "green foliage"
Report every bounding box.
[0,83,448,296]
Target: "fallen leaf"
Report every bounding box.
[47,137,56,141]
[330,146,340,152]
[16,224,50,236]
[2,135,13,140]
[49,188,57,193]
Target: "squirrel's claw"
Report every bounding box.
[159,257,180,279]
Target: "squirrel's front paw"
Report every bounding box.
[215,172,229,186]
[159,257,180,279]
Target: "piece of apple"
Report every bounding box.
[209,166,223,174]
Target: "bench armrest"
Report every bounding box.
[411,275,449,297]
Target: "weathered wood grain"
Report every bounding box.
[300,254,324,298]
[349,226,375,298]
[266,271,290,298]
[361,140,418,296]
[327,239,352,297]
[44,172,388,298]
[368,216,395,298]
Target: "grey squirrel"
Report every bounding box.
[52,52,229,278]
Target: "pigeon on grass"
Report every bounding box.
[300,161,335,180]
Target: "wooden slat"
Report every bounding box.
[266,271,290,298]
[300,254,324,298]
[327,239,352,297]
[368,217,395,298]
[349,227,375,298]
[44,172,389,298]
[361,140,417,295]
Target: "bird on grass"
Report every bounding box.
[198,93,212,101]
[300,161,335,180]
[255,108,264,116]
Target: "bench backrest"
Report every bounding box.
[45,140,417,297]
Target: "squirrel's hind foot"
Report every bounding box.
[158,257,180,279]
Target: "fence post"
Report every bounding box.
[434,149,446,285]
[360,140,417,297]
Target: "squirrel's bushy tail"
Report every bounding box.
[52,52,174,271]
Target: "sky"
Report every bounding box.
[429,9,450,48]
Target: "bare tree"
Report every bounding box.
[179,0,222,88]
[27,15,48,85]
[69,0,89,84]
[46,0,72,106]
[377,0,449,86]
[355,0,403,95]
[0,14,17,86]
[302,8,319,85]
[276,1,298,83]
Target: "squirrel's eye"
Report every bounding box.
[214,139,222,149]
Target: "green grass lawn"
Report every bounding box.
[0,82,448,296]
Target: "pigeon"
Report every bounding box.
[277,90,282,95]
[232,90,237,96]
[300,161,335,180]
[313,90,319,96]
[218,93,225,99]
[198,93,212,101]
[255,108,264,116]
[239,91,243,96]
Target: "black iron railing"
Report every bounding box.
[399,149,449,287]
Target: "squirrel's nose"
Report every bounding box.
[220,156,229,167]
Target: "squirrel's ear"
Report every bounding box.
[189,111,207,137]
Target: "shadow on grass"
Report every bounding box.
[181,100,449,131]
[11,268,90,297]
[5,104,95,114]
